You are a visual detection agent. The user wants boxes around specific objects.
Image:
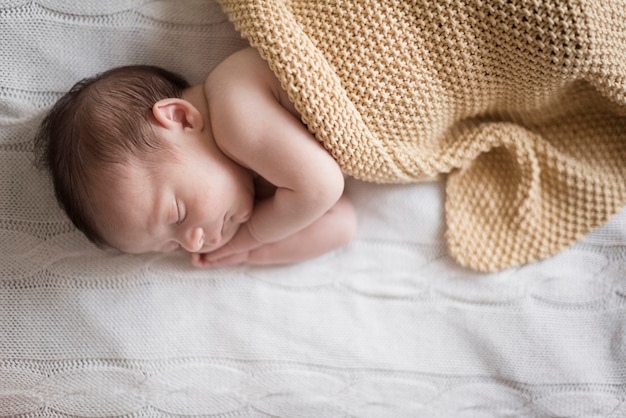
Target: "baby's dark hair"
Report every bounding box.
[34,65,190,246]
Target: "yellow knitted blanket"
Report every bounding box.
[217,0,626,271]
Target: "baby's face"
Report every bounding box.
[98,142,255,255]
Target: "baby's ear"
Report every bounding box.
[152,98,203,131]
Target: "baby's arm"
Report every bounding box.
[191,195,356,267]
[202,48,347,262]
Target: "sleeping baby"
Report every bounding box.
[35,47,357,268]
[36,0,626,272]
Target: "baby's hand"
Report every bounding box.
[190,250,249,268]
[190,223,262,268]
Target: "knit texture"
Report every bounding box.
[3,2,626,414]
[217,0,626,271]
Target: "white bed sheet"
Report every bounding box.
[1,1,625,416]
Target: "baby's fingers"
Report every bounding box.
[190,251,248,268]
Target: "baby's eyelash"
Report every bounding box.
[176,201,185,225]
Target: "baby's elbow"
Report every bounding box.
[332,195,358,246]
[299,157,344,216]
[319,162,345,208]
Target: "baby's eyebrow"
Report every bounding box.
[139,186,167,252]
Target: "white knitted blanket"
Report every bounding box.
[1,0,626,415]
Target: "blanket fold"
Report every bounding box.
[217,0,626,271]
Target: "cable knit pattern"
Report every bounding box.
[216,0,626,271]
[3,1,626,415]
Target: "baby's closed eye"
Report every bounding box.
[169,198,186,225]
[175,199,186,225]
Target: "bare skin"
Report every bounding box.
[100,47,357,267]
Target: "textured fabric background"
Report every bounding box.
[217,0,626,272]
[1,0,626,416]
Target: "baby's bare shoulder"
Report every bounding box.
[206,47,278,92]
[204,48,287,158]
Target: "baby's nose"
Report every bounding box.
[180,227,205,252]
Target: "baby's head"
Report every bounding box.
[35,65,190,247]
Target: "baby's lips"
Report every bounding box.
[189,252,204,267]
